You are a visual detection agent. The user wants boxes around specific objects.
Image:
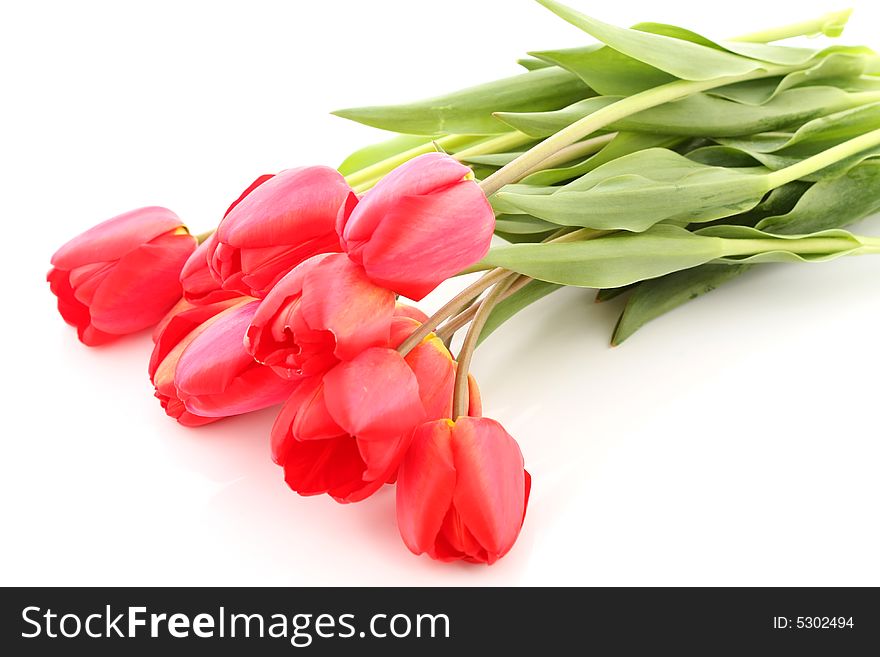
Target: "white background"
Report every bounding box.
[2,0,879,586]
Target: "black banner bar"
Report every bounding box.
[2,587,877,654]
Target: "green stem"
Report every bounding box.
[396,268,509,356]
[478,64,793,196]
[450,131,533,162]
[765,127,880,188]
[194,230,213,245]
[858,236,880,254]
[451,276,516,420]
[437,274,530,342]
[520,133,615,177]
[730,9,852,43]
[344,133,478,188]
[349,131,533,193]
[721,236,860,257]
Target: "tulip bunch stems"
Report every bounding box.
[451,275,518,420]
[396,267,510,356]
[437,274,531,343]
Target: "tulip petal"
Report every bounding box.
[300,254,395,361]
[356,432,412,484]
[185,362,297,417]
[404,337,456,420]
[220,167,350,248]
[393,302,429,324]
[89,231,196,334]
[47,268,115,345]
[175,301,260,396]
[358,181,494,300]
[340,153,472,250]
[449,417,526,561]
[208,167,350,297]
[271,378,323,462]
[51,206,184,270]
[436,506,488,563]
[322,348,426,441]
[467,374,483,418]
[149,298,244,378]
[281,435,367,498]
[291,379,345,442]
[223,173,275,218]
[396,420,456,556]
[181,239,240,305]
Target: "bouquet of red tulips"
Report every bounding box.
[48,0,880,565]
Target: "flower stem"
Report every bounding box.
[440,228,609,340]
[450,131,534,162]
[194,230,214,245]
[396,268,509,356]
[721,235,869,258]
[344,134,478,188]
[764,127,880,189]
[730,9,852,43]
[451,276,517,420]
[437,274,531,342]
[519,133,616,178]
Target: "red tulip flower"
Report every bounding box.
[208,168,352,298]
[245,253,395,379]
[48,206,197,345]
[150,298,299,426]
[396,416,530,564]
[337,152,495,300]
[271,330,473,503]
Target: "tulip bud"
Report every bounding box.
[48,206,197,345]
[337,152,495,300]
[396,416,530,564]
[271,348,427,503]
[245,253,395,379]
[208,167,352,298]
[150,299,299,425]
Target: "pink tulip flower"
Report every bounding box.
[48,206,197,345]
[245,253,395,380]
[208,167,352,298]
[151,299,299,425]
[271,330,477,503]
[396,416,530,564]
[337,152,495,300]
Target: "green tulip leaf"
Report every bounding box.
[534,0,818,81]
[496,87,878,139]
[756,160,880,233]
[611,264,751,344]
[517,57,553,71]
[481,225,728,288]
[332,66,591,135]
[494,214,561,235]
[520,132,682,186]
[718,101,880,155]
[609,162,880,343]
[478,280,563,345]
[496,149,770,231]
